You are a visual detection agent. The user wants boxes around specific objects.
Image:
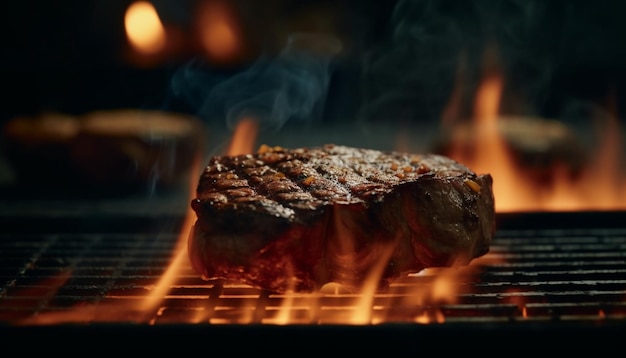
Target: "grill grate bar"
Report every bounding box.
[2,213,626,325]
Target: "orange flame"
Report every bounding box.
[227,117,259,155]
[124,1,167,55]
[443,45,626,212]
[140,181,200,322]
[141,130,208,323]
[468,68,534,212]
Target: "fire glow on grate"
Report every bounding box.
[1,213,626,325]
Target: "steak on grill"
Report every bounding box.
[188,144,496,293]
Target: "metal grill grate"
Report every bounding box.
[2,210,626,325]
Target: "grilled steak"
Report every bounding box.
[188,144,496,293]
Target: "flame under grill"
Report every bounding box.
[1,197,626,350]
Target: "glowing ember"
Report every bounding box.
[124,1,166,55]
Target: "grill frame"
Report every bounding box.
[1,320,625,354]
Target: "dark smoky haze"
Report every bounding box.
[160,0,626,139]
[168,32,342,132]
[1,0,626,187]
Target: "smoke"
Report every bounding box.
[168,32,342,132]
[163,0,624,132]
[358,0,563,124]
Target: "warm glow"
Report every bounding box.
[227,117,259,155]
[124,1,167,55]
[402,268,465,308]
[443,45,626,212]
[141,152,204,319]
[414,309,445,324]
[349,243,398,325]
[196,0,242,64]
[465,69,534,213]
[141,232,189,320]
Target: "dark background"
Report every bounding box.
[1,0,626,126]
[0,0,394,123]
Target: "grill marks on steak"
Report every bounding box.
[189,144,496,293]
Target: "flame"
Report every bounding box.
[196,0,243,65]
[443,45,626,212]
[227,117,259,155]
[140,240,190,322]
[124,1,167,55]
[467,68,533,212]
[141,135,207,322]
[349,244,395,325]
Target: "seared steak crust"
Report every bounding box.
[189,144,496,293]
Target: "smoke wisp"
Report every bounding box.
[168,32,342,132]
